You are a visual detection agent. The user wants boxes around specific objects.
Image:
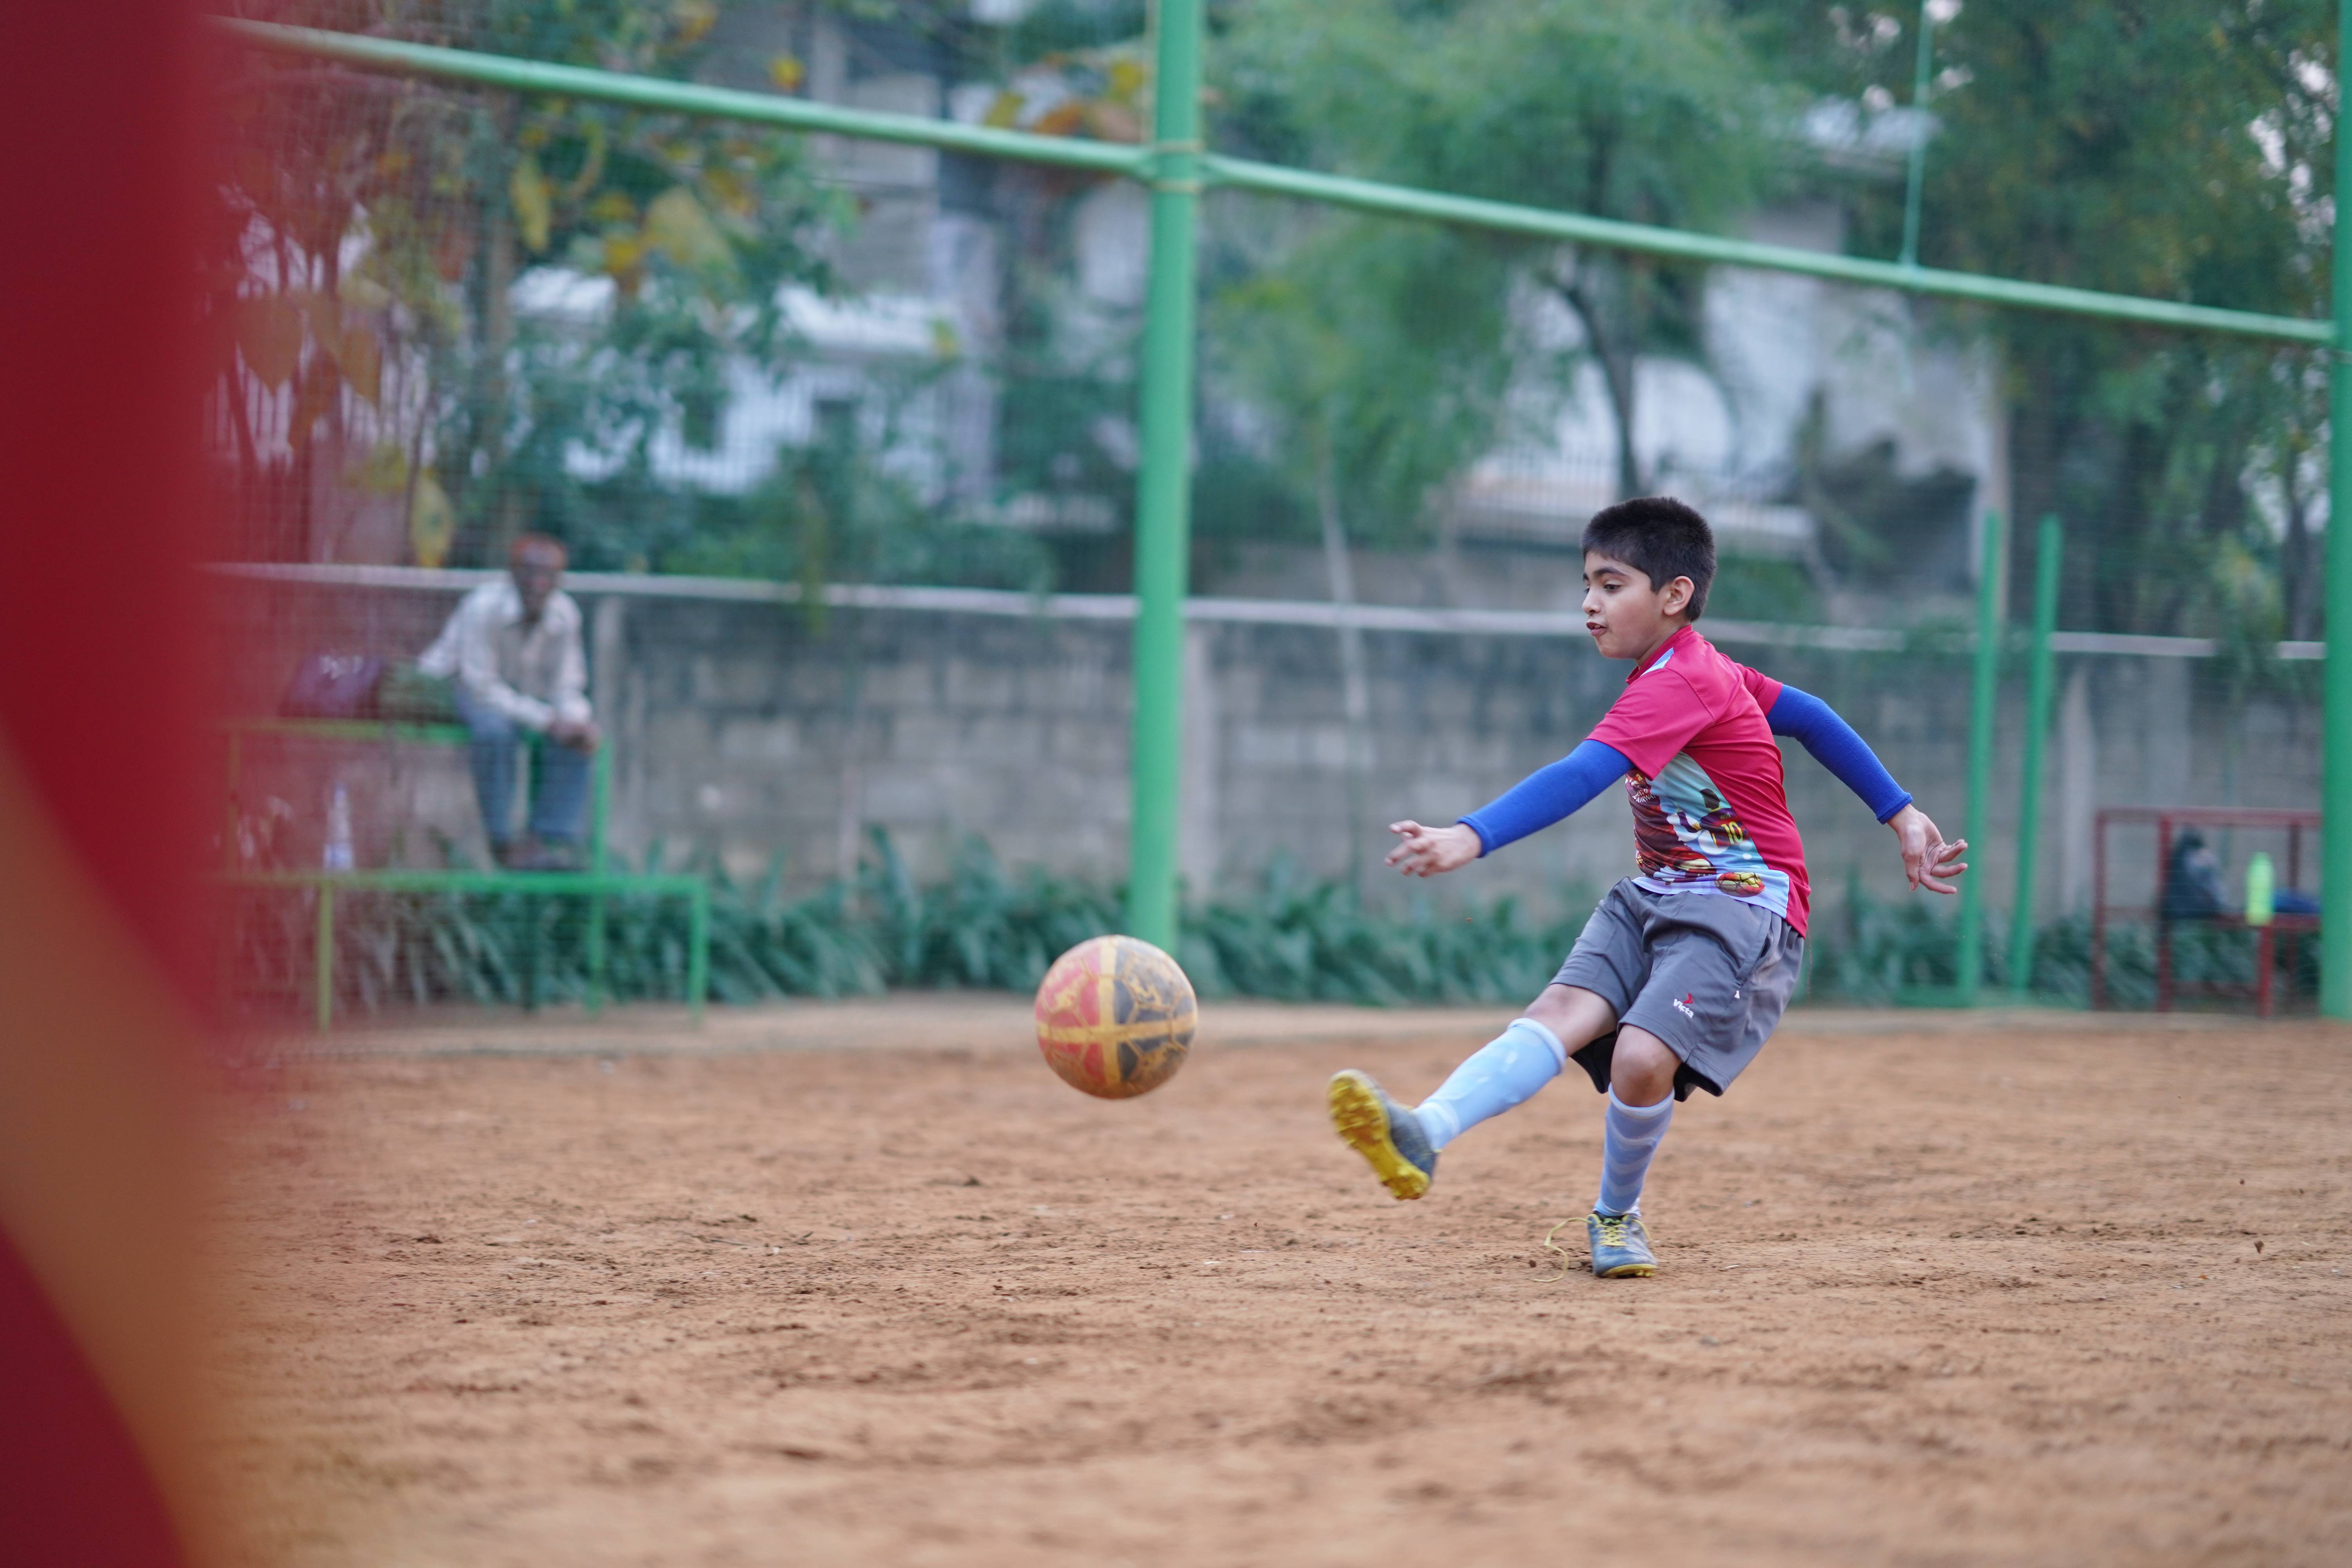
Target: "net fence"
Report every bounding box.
[205,0,2330,1022]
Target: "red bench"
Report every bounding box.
[2090,807,2319,1017]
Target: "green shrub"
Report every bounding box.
[226,834,2312,1020]
[1802,875,2308,1010]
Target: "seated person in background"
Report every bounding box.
[2161,828,2230,922]
[418,533,600,869]
[2163,826,2321,920]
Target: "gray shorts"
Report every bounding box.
[1550,879,1804,1101]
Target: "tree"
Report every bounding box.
[1217,0,1782,516]
[208,0,844,565]
[1735,0,2335,639]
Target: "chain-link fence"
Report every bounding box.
[207,1,2332,1022]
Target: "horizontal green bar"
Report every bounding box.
[1202,156,2332,346]
[221,870,705,895]
[223,717,471,745]
[214,17,2331,347]
[213,18,1150,178]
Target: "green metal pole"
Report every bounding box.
[1955,509,2007,1003]
[1898,0,1935,268]
[1123,0,1204,950]
[1198,155,2326,346]
[315,884,335,1033]
[215,19,1148,178]
[2007,515,2063,1000]
[588,742,610,1013]
[2325,0,2352,1018]
[688,883,710,1024]
[524,893,541,1013]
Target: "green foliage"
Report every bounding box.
[1808,878,1984,998]
[1702,557,1823,624]
[212,0,846,564]
[646,427,1055,594]
[1734,0,2332,641]
[1189,860,1586,1004]
[1211,223,1517,548]
[229,833,1585,1018]
[1005,0,1151,60]
[231,833,2315,1020]
[1231,0,1780,224]
[1805,881,2316,1011]
[1213,0,1783,524]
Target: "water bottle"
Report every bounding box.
[323,782,354,872]
[2245,851,2275,927]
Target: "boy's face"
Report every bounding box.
[1581,550,1692,660]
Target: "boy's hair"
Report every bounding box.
[1582,496,1717,620]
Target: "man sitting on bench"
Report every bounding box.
[418,533,600,870]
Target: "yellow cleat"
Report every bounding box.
[1327,1070,1438,1201]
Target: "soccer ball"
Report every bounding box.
[1033,935,1196,1099]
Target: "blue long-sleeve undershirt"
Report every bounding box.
[1460,740,1630,856]
[1455,683,1913,858]
[1768,684,1913,823]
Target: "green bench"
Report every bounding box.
[221,717,709,1030]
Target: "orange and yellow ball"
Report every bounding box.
[1033,935,1196,1098]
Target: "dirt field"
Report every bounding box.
[212,999,2352,1566]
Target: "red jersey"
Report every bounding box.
[1586,625,1811,934]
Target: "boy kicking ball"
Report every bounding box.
[1328,497,1966,1278]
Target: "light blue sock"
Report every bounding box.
[1415,1018,1566,1150]
[1595,1089,1675,1216]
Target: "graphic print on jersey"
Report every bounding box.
[1585,624,1812,933]
[1624,752,1793,922]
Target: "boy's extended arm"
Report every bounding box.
[1766,681,1967,894]
[1459,739,1632,854]
[1764,683,1911,822]
[1388,739,1630,878]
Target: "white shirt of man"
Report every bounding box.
[417,578,592,732]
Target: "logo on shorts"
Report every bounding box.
[1671,992,1697,1020]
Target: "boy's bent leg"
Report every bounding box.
[1543,880,1654,1094]
[1584,1029,1675,1278]
[1411,1014,1568,1151]
[1327,990,1610,1201]
[1383,890,1645,1160]
[1582,898,1803,1279]
[1521,983,1621,1062]
[1327,881,1648,1202]
[1613,897,1802,1102]
[1605,1026,1681,1109]
[1597,1027,1677,1209]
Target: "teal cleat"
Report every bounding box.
[1586,1210,1657,1278]
[1327,1070,1439,1200]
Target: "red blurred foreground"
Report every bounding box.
[0,2,217,1563]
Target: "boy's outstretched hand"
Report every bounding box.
[1387,820,1481,878]
[1889,804,1967,895]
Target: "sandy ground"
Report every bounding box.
[212,998,2352,1566]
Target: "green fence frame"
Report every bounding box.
[219,718,709,1027]
[1953,510,2005,1003]
[2008,517,2065,1001]
[217,10,2352,1016]
[236,868,711,1032]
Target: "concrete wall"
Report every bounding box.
[216,575,2321,925]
